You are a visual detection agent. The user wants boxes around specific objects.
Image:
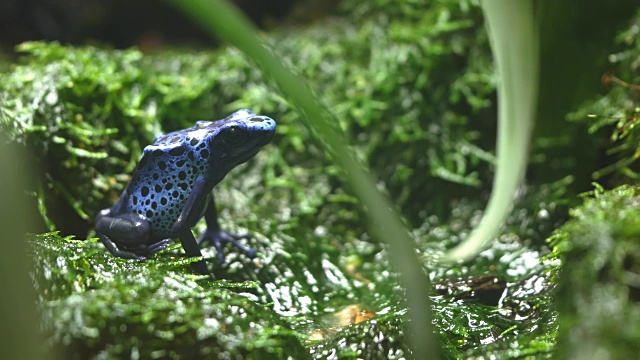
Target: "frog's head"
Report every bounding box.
[203,109,276,172]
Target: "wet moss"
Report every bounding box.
[550,185,640,358]
[30,233,308,359]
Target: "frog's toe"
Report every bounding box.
[245,248,257,258]
[117,251,147,261]
[199,230,256,264]
[114,250,147,261]
[146,238,172,254]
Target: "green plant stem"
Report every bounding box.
[167,0,438,357]
[444,0,539,262]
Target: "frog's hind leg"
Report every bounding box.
[95,211,155,260]
[97,233,148,260]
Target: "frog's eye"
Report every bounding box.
[221,127,244,145]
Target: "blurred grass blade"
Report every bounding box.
[443,0,539,262]
[0,138,46,357]
[166,0,439,357]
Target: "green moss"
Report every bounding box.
[549,185,640,358]
[550,15,640,355]
[568,9,640,181]
[30,233,307,359]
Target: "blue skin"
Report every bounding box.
[95,109,276,275]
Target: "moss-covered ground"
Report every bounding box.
[2,0,640,358]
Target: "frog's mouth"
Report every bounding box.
[228,131,275,166]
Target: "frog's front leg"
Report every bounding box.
[170,176,214,276]
[198,193,257,265]
[95,211,171,260]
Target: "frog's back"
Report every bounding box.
[123,124,214,237]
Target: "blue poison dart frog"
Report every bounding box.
[95,109,276,275]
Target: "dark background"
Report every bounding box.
[0,0,314,52]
